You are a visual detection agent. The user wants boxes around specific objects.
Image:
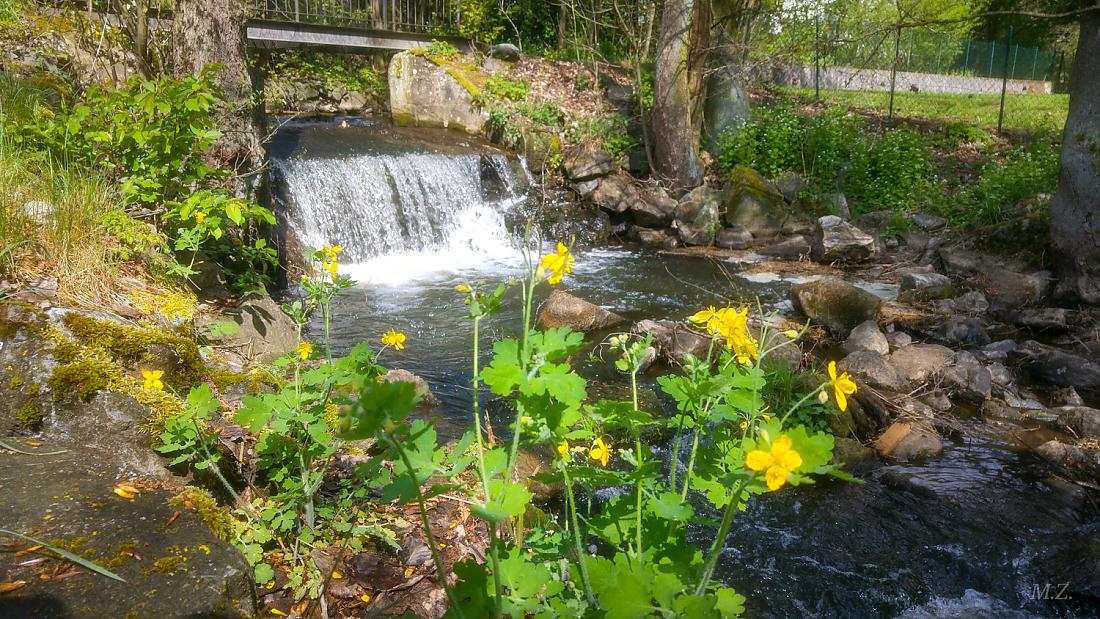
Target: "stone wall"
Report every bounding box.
[765,64,1052,95]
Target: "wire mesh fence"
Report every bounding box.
[750,7,1072,134]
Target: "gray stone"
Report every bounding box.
[721,166,785,236]
[383,368,440,407]
[874,420,943,462]
[790,277,883,338]
[900,270,954,300]
[631,186,677,227]
[921,390,953,412]
[338,90,368,112]
[715,226,753,250]
[936,316,991,347]
[812,215,875,264]
[952,291,991,315]
[538,290,625,332]
[1035,440,1095,471]
[981,399,1026,422]
[196,293,299,365]
[884,330,912,351]
[822,192,851,220]
[20,200,54,224]
[977,339,1016,362]
[488,43,521,60]
[773,172,810,203]
[757,235,810,259]
[571,179,599,198]
[830,437,879,469]
[1056,406,1100,438]
[982,268,1052,309]
[388,51,488,134]
[1015,307,1069,332]
[635,227,680,249]
[938,246,982,277]
[590,174,642,214]
[1052,387,1085,407]
[839,351,910,392]
[632,319,710,363]
[0,445,256,618]
[673,186,722,246]
[1014,340,1100,392]
[889,344,954,384]
[842,320,890,356]
[563,147,617,182]
[910,211,947,230]
[941,351,992,402]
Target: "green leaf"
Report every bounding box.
[647,491,694,522]
[253,562,275,584]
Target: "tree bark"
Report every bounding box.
[1050,8,1100,304]
[703,0,751,153]
[652,0,710,194]
[171,0,264,176]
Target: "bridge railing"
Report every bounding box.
[251,0,461,35]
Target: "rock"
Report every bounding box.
[715,226,753,250]
[1035,440,1095,471]
[589,174,641,214]
[1052,387,1085,407]
[631,186,677,227]
[571,179,599,199]
[20,200,54,224]
[790,278,883,338]
[910,211,947,230]
[980,268,1052,309]
[635,227,680,249]
[543,206,610,247]
[899,270,954,300]
[874,420,943,462]
[196,293,298,365]
[830,437,879,470]
[512,448,563,500]
[980,399,1026,422]
[812,215,875,264]
[884,330,912,351]
[0,445,256,618]
[721,166,785,236]
[488,43,521,60]
[937,246,982,277]
[773,172,810,203]
[842,320,890,356]
[757,235,810,259]
[1056,406,1100,438]
[388,51,488,134]
[921,390,953,412]
[940,351,992,403]
[538,290,625,332]
[1015,307,1069,332]
[631,320,710,363]
[935,316,991,347]
[673,186,721,246]
[888,344,954,384]
[976,339,1016,362]
[821,192,850,220]
[838,351,910,392]
[338,90,368,112]
[1014,340,1100,392]
[383,369,440,406]
[563,147,617,182]
[933,290,990,316]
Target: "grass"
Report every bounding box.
[783,87,1068,134]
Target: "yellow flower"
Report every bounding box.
[295,341,313,361]
[827,360,858,412]
[745,434,803,491]
[538,242,575,285]
[689,306,721,333]
[556,439,570,458]
[381,328,406,351]
[455,283,472,294]
[322,244,343,260]
[714,307,758,364]
[784,329,799,339]
[589,437,611,467]
[323,261,338,276]
[194,211,206,224]
[141,369,164,391]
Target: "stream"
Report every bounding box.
[271,118,1097,618]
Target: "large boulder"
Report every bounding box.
[1056,406,1100,439]
[0,445,256,618]
[899,269,954,300]
[631,319,710,363]
[842,320,890,356]
[874,420,943,462]
[1014,340,1100,392]
[715,226,753,250]
[721,166,785,237]
[811,215,875,264]
[632,186,678,227]
[634,227,680,249]
[196,293,298,365]
[563,147,617,182]
[538,290,625,332]
[589,174,642,214]
[790,278,883,338]
[673,186,721,246]
[940,351,992,403]
[389,51,488,134]
[838,351,910,392]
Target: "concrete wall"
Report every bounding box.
[767,64,1052,95]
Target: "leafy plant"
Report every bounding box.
[483,75,529,102]
[426,39,462,60]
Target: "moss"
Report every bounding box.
[17,399,43,429]
[9,375,24,390]
[152,554,186,575]
[209,368,248,391]
[105,543,137,570]
[48,358,115,403]
[0,300,46,339]
[26,382,40,396]
[169,487,232,542]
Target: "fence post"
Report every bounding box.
[998,26,1012,133]
[988,40,995,76]
[963,39,971,75]
[1031,47,1038,80]
[815,14,821,99]
[1011,43,1019,79]
[888,24,901,118]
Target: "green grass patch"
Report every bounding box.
[784,87,1068,134]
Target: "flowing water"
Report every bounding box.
[271,119,1098,618]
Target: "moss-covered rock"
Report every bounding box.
[388,51,489,135]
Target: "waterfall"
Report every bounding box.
[274,148,529,285]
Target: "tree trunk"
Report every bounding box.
[703,0,751,153]
[652,0,709,194]
[1050,9,1100,304]
[171,0,264,177]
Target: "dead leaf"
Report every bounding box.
[0,580,27,594]
[164,511,180,528]
[14,545,42,557]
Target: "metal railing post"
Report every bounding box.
[888,23,901,119]
[998,26,1012,133]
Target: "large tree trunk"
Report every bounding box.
[171,0,264,177]
[1050,9,1100,304]
[652,0,710,194]
[703,0,751,153]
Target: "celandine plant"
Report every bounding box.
[338,236,858,617]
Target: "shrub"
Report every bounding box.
[483,75,529,102]
[949,141,1059,226]
[845,127,934,214]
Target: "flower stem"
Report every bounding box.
[694,479,747,596]
[561,463,594,605]
[631,369,643,559]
